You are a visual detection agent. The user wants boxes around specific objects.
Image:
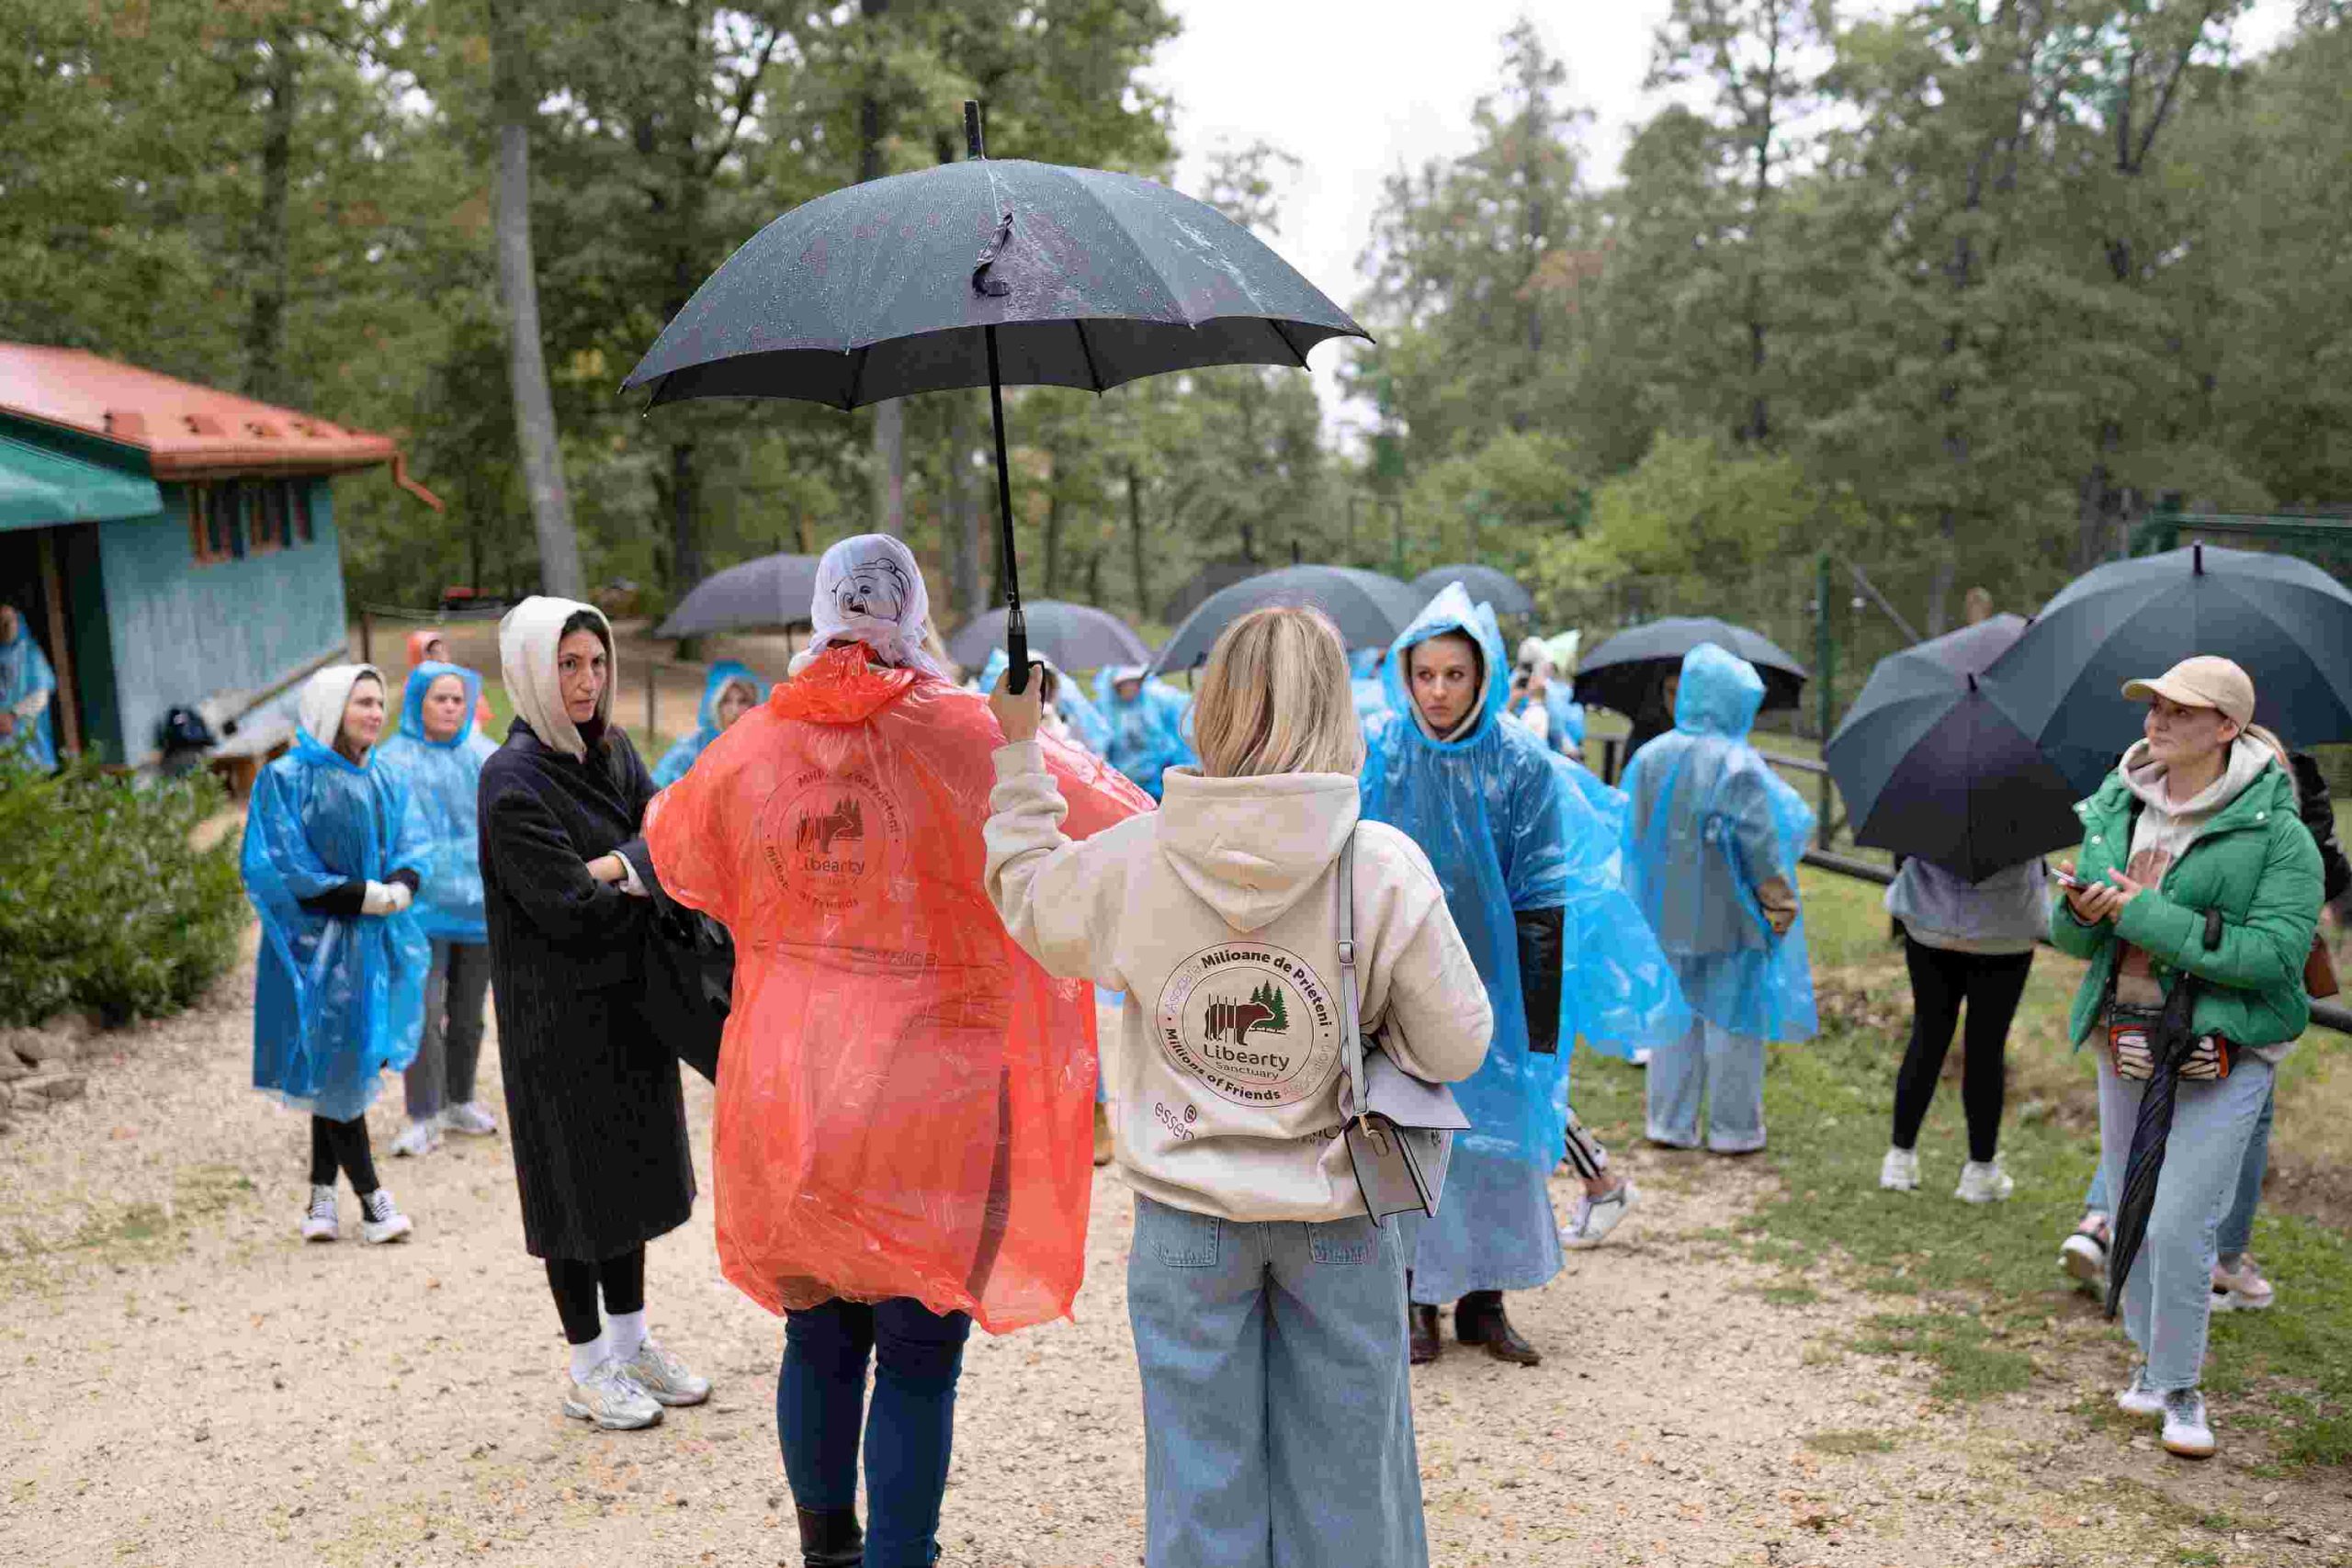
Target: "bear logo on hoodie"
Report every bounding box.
[1158,942,1340,1108]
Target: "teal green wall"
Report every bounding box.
[85,478,345,761]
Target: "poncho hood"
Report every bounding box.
[499,596,614,761]
[1155,768,1361,931]
[774,644,928,725]
[1382,582,1511,750]
[399,660,482,749]
[1674,642,1765,740]
[695,660,763,735]
[297,663,385,760]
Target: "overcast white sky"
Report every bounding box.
[1148,0,2303,435]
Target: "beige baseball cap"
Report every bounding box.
[2121,655,2256,726]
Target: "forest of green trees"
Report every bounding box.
[6,1,2346,652]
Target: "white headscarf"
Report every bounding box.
[499,595,615,761]
[298,663,383,754]
[799,535,946,679]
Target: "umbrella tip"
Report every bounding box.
[965,100,985,160]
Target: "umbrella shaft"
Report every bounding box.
[986,324,1030,694]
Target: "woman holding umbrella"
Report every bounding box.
[2050,657,2319,1459]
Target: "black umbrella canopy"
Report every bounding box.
[946,600,1149,674]
[1574,616,1808,716]
[1411,564,1534,618]
[1982,544,2352,795]
[1148,567,1425,676]
[655,552,822,639]
[1824,615,2082,881]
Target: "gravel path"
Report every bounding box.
[5,952,2346,1567]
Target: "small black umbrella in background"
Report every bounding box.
[1983,543,2352,795]
[624,102,1368,694]
[1148,566,1426,676]
[1823,615,2082,883]
[654,552,821,639]
[1573,616,1809,716]
[945,600,1149,674]
[1411,564,1534,618]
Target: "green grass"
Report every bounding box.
[1803,1428,1898,1456]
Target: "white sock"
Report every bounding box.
[607,1309,648,1363]
[569,1332,608,1384]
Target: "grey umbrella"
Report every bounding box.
[946,601,1149,674]
[1148,566,1425,676]
[654,553,821,639]
[1573,616,1808,716]
[1981,543,2352,795]
[623,103,1367,693]
[1411,564,1534,618]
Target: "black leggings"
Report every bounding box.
[309,1114,380,1196]
[546,1248,647,1346]
[1891,936,2033,1163]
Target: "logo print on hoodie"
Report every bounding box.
[1158,943,1339,1108]
[761,768,900,910]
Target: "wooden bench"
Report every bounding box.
[205,718,296,801]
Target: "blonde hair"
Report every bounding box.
[1191,606,1365,779]
[2243,722,2299,805]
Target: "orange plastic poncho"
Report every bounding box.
[643,646,1152,1333]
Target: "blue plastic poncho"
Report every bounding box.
[243,679,433,1122]
[1551,755,1691,1059]
[0,615,57,772]
[978,649,1113,754]
[652,660,763,787]
[1620,643,1817,1042]
[374,661,497,944]
[1362,585,1568,1166]
[1094,666,1195,800]
[1348,646,1390,718]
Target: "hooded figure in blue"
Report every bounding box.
[1350,645,1390,719]
[1505,635,1587,761]
[243,663,432,1244]
[976,649,1112,754]
[1095,664,1195,799]
[1361,583,1569,1364]
[652,661,763,787]
[0,604,57,772]
[1620,643,1817,1154]
[375,661,503,1156]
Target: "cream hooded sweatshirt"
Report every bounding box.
[985,744,1493,1224]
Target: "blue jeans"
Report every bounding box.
[1127,1194,1428,1568]
[777,1297,973,1568]
[2096,1054,2274,1392]
[2084,1076,2274,1258]
[1647,1017,1767,1152]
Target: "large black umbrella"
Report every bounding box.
[1574,616,1808,716]
[1148,566,1425,676]
[1823,615,2081,882]
[1984,543,2352,795]
[2106,978,2207,1321]
[654,552,821,639]
[624,103,1367,692]
[945,600,1148,674]
[1412,564,1534,618]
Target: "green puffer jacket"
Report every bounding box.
[2049,760,2322,1052]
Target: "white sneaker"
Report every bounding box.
[358,1188,413,1245]
[390,1117,442,1158]
[1954,1159,2014,1203]
[300,1184,339,1242]
[1879,1146,1920,1191]
[2161,1388,2215,1458]
[2211,1255,2276,1312]
[564,1359,664,1430]
[1561,1180,1638,1249]
[1631,1048,1653,1067]
[617,1339,711,1406]
[441,1100,498,1137]
[2117,1366,2166,1417]
[2061,1224,2109,1294]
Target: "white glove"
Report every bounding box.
[386,880,413,913]
[361,881,401,916]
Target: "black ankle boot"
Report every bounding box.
[797,1506,864,1567]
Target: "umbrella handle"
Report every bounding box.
[1007,607,1031,696]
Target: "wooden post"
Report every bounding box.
[36,529,81,757]
[1815,551,1836,848]
[360,608,374,665]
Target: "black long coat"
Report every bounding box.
[479,718,700,1261]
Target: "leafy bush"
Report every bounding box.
[0,756,244,1026]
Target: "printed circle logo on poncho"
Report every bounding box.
[761,768,902,910]
[1157,942,1340,1108]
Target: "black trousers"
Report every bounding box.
[546,1247,648,1346]
[309,1114,380,1196]
[1892,936,2033,1164]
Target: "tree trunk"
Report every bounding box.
[946,394,983,618]
[1127,462,1148,622]
[1042,446,1065,596]
[491,7,585,597]
[243,26,299,403]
